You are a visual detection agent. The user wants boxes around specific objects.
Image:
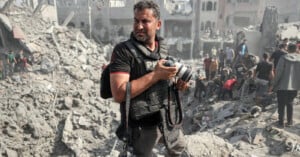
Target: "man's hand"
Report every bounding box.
[153,59,177,80]
[176,79,189,91]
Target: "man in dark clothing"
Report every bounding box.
[235,39,248,64]
[203,54,211,80]
[109,1,187,156]
[254,53,274,105]
[7,50,16,76]
[218,49,226,73]
[194,75,206,102]
[270,43,287,69]
[273,43,300,127]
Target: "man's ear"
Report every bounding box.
[156,20,161,30]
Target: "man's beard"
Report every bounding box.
[133,32,150,43]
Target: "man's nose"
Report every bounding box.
[135,22,144,29]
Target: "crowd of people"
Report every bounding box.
[194,37,300,129]
[194,39,256,102]
[0,49,29,79]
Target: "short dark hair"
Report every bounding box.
[278,43,287,49]
[262,53,269,59]
[134,0,160,19]
[288,43,297,53]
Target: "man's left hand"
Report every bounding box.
[176,79,189,91]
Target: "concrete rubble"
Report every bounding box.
[0,3,300,157]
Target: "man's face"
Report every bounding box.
[133,8,161,43]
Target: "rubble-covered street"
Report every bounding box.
[0,2,300,157]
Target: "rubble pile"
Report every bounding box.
[1,4,300,157]
[0,5,117,157]
[183,93,300,157]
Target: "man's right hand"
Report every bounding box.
[154,59,177,80]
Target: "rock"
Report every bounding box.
[185,133,246,157]
[5,148,18,157]
[252,130,265,145]
[63,96,73,109]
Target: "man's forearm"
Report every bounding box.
[130,71,160,98]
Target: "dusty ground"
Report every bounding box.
[0,3,300,157]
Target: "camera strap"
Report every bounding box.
[167,83,183,127]
[119,82,131,157]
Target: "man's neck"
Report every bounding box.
[145,41,156,51]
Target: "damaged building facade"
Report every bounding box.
[266,0,300,23]
[55,0,298,60]
[56,0,196,60]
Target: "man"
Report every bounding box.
[273,43,300,127]
[235,39,248,64]
[218,49,226,73]
[225,46,235,67]
[194,72,206,103]
[109,1,187,156]
[7,50,17,76]
[203,53,211,80]
[254,53,274,105]
[237,39,248,56]
[209,57,218,80]
[270,43,287,69]
[210,46,217,58]
[221,75,237,100]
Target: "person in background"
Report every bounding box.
[270,43,287,70]
[194,72,206,103]
[253,53,274,105]
[211,46,217,58]
[109,1,187,156]
[273,43,300,128]
[209,57,218,80]
[221,75,237,100]
[235,39,248,64]
[218,49,226,73]
[203,53,211,80]
[281,38,289,45]
[225,46,235,67]
[0,59,3,79]
[7,50,16,76]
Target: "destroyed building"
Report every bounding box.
[55,0,271,60]
[0,1,300,157]
[265,0,300,23]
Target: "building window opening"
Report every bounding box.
[206,1,213,11]
[284,17,289,23]
[202,2,205,11]
[205,21,212,30]
[110,0,126,7]
[213,2,217,11]
[67,22,75,28]
[201,22,204,30]
[237,0,249,3]
[81,22,85,28]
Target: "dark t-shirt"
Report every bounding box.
[204,58,211,70]
[255,61,273,81]
[110,38,162,127]
[219,52,226,63]
[270,50,285,68]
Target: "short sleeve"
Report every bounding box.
[110,43,132,74]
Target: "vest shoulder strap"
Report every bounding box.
[124,40,142,64]
[125,39,169,60]
[159,40,169,59]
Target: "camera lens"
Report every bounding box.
[176,63,192,82]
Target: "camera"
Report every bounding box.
[163,56,193,82]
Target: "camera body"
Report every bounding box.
[163,56,192,82]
